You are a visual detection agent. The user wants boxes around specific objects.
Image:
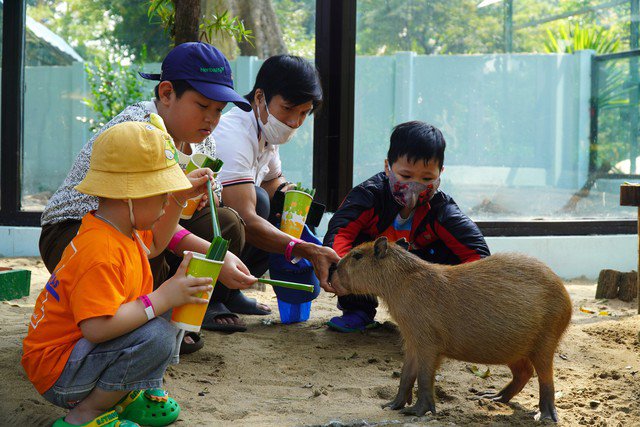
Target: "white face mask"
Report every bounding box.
[257,98,297,145]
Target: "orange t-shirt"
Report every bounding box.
[22,212,154,394]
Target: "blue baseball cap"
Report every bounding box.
[139,42,251,112]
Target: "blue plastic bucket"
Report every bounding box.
[277,299,312,324]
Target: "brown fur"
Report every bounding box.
[330,237,572,421]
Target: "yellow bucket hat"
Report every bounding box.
[76,120,192,199]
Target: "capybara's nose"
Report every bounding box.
[328,263,338,282]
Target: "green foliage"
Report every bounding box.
[147,0,253,46]
[273,0,315,58]
[544,24,620,54]
[356,0,503,55]
[27,0,171,62]
[81,48,148,133]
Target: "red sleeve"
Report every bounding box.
[323,186,378,256]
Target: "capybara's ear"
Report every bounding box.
[395,238,409,251]
[374,236,388,259]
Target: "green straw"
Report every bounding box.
[205,179,229,261]
[257,278,314,293]
[206,180,222,238]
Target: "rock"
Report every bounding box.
[589,400,601,409]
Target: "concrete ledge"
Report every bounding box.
[0,227,41,257]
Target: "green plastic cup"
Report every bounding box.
[280,190,313,238]
[171,252,224,332]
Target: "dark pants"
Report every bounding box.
[238,186,272,278]
[337,294,380,320]
[39,206,246,302]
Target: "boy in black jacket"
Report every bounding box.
[324,121,490,332]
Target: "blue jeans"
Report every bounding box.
[42,317,179,409]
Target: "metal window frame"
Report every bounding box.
[0,0,40,226]
[313,0,636,237]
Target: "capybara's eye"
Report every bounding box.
[352,252,363,260]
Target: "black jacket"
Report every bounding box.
[323,172,490,265]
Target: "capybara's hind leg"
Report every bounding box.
[476,358,534,403]
[383,350,417,410]
[531,351,558,422]
[400,353,441,417]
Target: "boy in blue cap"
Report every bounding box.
[41,42,259,340]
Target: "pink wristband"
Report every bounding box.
[139,294,155,320]
[284,237,303,263]
[168,229,192,252]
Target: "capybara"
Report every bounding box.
[329,237,572,422]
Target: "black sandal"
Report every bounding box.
[201,302,248,333]
[179,331,205,355]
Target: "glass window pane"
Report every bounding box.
[273,0,316,188]
[22,1,316,211]
[354,0,635,221]
[22,2,169,211]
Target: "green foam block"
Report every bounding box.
[0,268,31,300]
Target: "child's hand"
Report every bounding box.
[196,189,220,210]
[218,251,258,289]
[176,167,215,201]
[158,252,213,308]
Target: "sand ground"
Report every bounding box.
[1,257,639,426]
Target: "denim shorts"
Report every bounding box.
[42,317,179,409]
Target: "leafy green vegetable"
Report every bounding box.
[294,182,316,198]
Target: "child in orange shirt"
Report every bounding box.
[22,121,215,426]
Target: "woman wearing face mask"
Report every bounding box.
[199,55,340,329]
[323,121,491,333]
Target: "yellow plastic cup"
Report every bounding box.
[171,252,224,332]
[280,190,313,239]
[180,153,218,220]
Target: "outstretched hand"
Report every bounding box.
[218,251,258,290]
[296,243,341,293]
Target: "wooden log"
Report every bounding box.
[596,269,621,299]
[620,184,640,206]
[618,271,638,302]
[619,185,640,312]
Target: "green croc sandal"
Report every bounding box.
[52,410,139,426]
[114,389,180,427]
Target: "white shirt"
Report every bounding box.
[211,107,282,188]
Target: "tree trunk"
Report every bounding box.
[174,0,201,45]
[596,269,620,299]
[618,271,638,302]
[201,0,238,59]
[231,0,287,58]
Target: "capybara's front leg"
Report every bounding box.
[382,351,417,410]
[400,353,440,417]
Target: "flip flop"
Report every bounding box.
[201,302,248,333]
[224,290,271,315]
[114,389,180,427]
[326,311,380,333]
[179,331,204,355]
[53,410,139,426]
